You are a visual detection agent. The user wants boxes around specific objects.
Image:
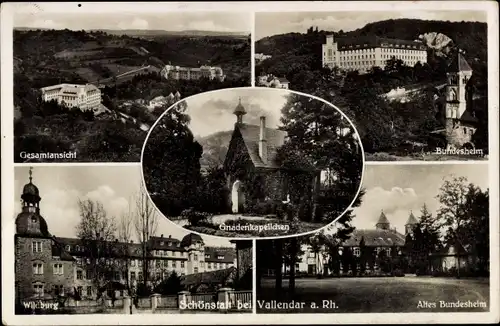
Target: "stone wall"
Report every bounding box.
[16,236,75,300]
[446,120,476,148]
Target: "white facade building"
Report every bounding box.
[161,65,225,81]
[40,83,102,111]
[322,35,428,74]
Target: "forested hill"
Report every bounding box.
[256,18,487,68]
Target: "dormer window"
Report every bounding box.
[31,216,37,223]
[205,254,210,259]
[217,255,225,260]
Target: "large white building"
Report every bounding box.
[40,84,102,111]
[322,35,428,74]
[161,65,225,81]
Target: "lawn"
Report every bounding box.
[257,277,490,313]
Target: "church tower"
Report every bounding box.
[405,211,418,235]
[375,210,390,230]
[233,98,246,125]
[444,50,474,148]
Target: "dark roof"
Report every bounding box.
[405,212,418,225]
[447,52,473,73]
[233,99,246,115]
[181,267,236,287]
[51,237,76,261]
[204,247,236,263]
[236,123,287,168]
[22,182,39,197]
[181,233,204,247]
[376,211,390,225]
[278,77,289,83]
[149,235,183,251]
[342,229,406,247]
[337,36,426,51]
[15,212,50,237]
[459,110,478,123]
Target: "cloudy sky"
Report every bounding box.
[14,12,251,33]
[351,164,489,234]
[13,165,233,247]
[184,88,289,138]
[255,11,488,40]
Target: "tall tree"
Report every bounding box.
[436,176,489,274]
[134,187,158,289]
[117,202,134,293]
[75,199,117,299]
[142,100,203,216]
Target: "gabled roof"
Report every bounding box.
[405,211,418,225]
[342,229,406,247]
[447,52,473,73]
[236,123,287,169]
[51,237,75,261]
[376,211,390,225]
[278,77,289,83]
[459,110,478,123]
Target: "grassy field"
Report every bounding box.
[257,277,490,313]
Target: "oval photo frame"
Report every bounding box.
[140,87,365,240]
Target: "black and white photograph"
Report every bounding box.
[256,164,490,313]
[142,87,364,238]
[14,166,253,315]
[255,11,489,161]
[13,10,251,163]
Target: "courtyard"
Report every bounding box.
[257,276,490,313]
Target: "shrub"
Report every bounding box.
[180,208,211,226]
[393,269,405,277]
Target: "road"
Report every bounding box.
[257,276,490,313]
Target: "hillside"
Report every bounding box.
[196,130,233,167]
[14,28,251,86]
[256,18,487,78]
[254,18,489,156]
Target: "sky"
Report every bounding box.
[185,88,289,138]
[351,164,489,234]
[255,11,488,40]
[13,165,234,247]
[13,12,251,33]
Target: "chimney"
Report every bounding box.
[259,116,268,164]
[169,235,172,238]
[161,234,164,238]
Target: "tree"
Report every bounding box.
[142,100,203,216]
[75,198,117,300]
[436,176,489,275]
[117,202,134,293]
[134,186,159,290]
[279,93,364,223]
[154,271,184,295]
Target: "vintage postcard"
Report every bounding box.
[1,1,499,325]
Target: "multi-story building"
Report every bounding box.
[14,169,236,302]
[147,92,182,110]
[276,211,417,276]
[257,74,290,89]
[322,35,428,74]
[40,83,102,111]
[161,65,225,81]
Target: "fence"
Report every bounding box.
[19,289,252,314]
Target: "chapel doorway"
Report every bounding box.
[231,180,245,213]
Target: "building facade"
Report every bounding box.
[40,83,102,111]
[161,65,225,81]
[14,169,236,302]
[147,92,182,110]
[257,74,290,89]
[443,52,477,149]
[288,211,417,275]
[322,35,428,74]
[223,99,320,214]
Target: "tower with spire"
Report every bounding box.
[443,49,478,149]
[233,98,246,125]
[405,210,419,235]
[375,210,390,230]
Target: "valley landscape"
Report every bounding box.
[14,27,251,162]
